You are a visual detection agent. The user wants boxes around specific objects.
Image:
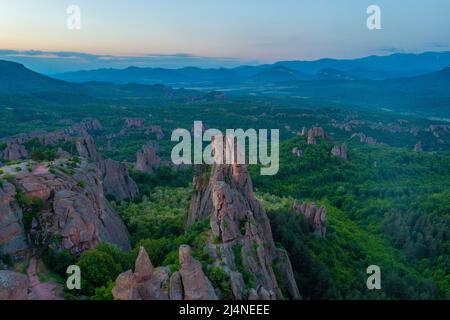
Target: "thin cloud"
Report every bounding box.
[0,50,259,74]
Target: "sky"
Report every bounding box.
[0,0,449,73]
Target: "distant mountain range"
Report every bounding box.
[0,60,221,104]
[53,52,450,85]
[0,53,449,117]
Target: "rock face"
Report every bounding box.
[351,132,377,145]
[305,127,328,145]
[135,141,161,173]
[77,134,139,202]
[179,245,217,300]
[145,126,165,140]
[331,144,348,160]
[414,141,423,152]
[124,118,144,128]
[12,165,131,254]
[187,136,300,300]
[112,246,216,300]
[99,159,139,201]
[187,165,214,226]
[292,201,327,237]
[0,182,28,257]
[0,271,29,300]
[76,135,102,162]
[2,142,28,161]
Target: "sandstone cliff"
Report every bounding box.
[186,136,300,300]
[14,163,131,254]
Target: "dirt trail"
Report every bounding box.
[27,253,63,300]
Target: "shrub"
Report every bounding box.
[41,249,77,276]
[77,249,122,296]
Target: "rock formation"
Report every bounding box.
[145,126,165,139]
[331,144,348,160]
[10,164,131,254]
[302,127,328,145]
[76,134,139,201]
[414,141,423,152]
[0,270,29,300]
[292,201,327,237]
[112,246,217,300]
[124,118,144,128]
[2,142,28,161]
[351,132,377,145]
[76,135,102,162]
[187,165,214,226]
[135,141,161,173]
[0,182,28,257]
[99,159,139,201]
[187,136,300,300]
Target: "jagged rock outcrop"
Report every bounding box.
[0,270,29,300]
[414,141,423,152]
[187,136,300,300]
[304,127,328,145]
[351,132,377,145]
[124,118,144,128]
[11,164,131,254]
[135,141,161,173]
[145,126,165,139]
[0,118,103,150]
[292,201,327,237]
[72,118,103,132]
[179,245,217,300]
[99,159,139,201]
[187,165,214,226]
[2,142,28,161]
[76,134,139,201]
[0,182,28,257]
[331,144,348,160]
[112,246,216,300]
[76,135,102,162]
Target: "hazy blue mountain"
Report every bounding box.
[312,68,360,81]
[250,66,310,82]
[0,60,82,94]
[275,51,450,79]
[273,66,450,116]
[0,60,220,104]
[53,51,450,85]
